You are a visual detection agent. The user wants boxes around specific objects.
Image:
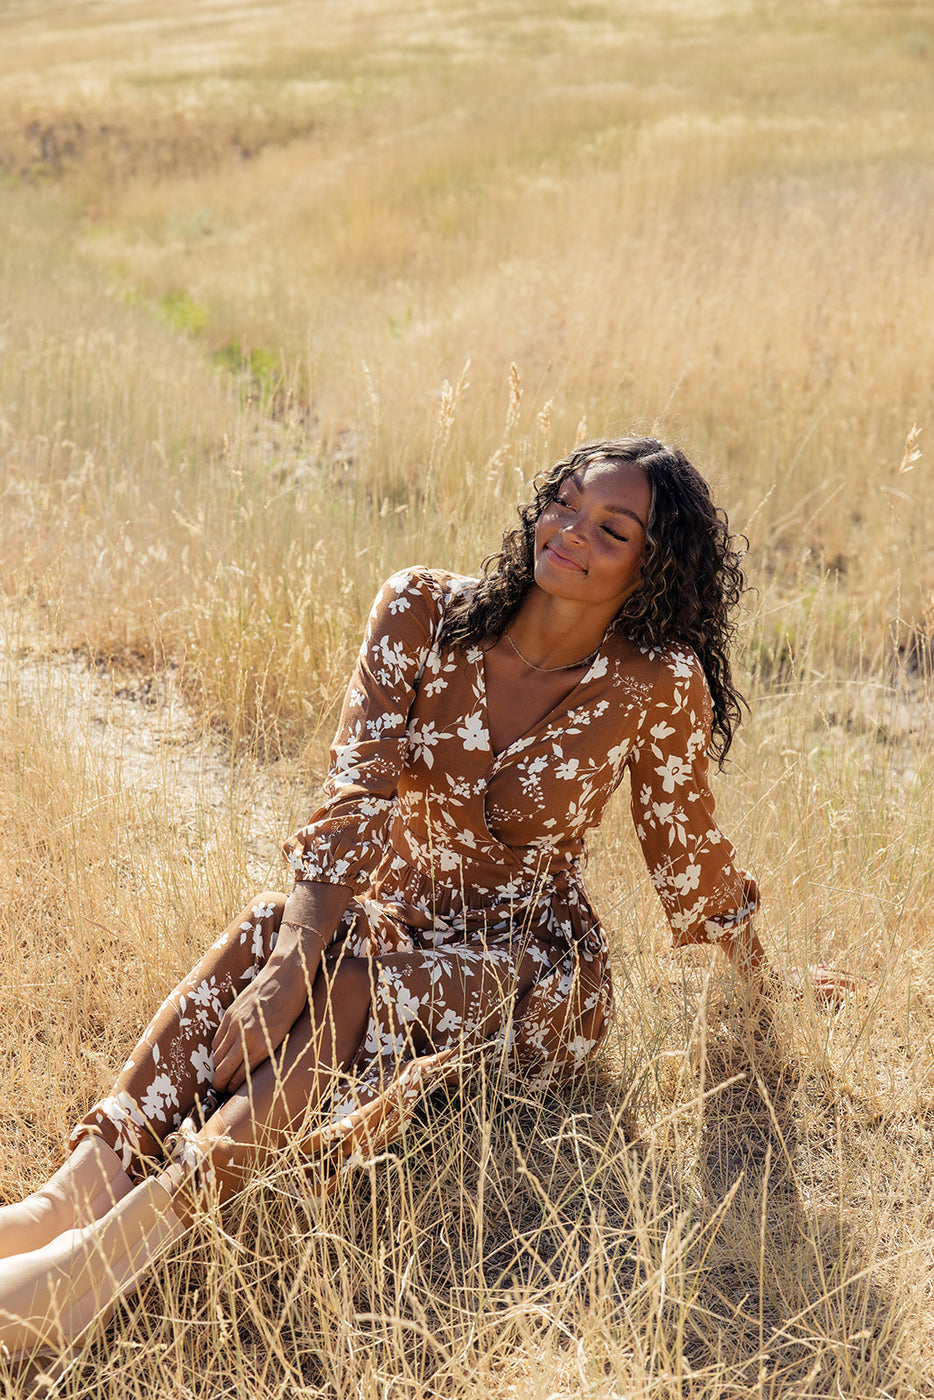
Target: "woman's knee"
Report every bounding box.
[234,891,288,960]
[251,890,289,925]
[313,956,375,1050]
[181,891,288,996]
[317,954,373,1012]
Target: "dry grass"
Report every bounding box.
[3,0,934,1395]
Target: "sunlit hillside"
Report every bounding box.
[2,2,934,1396]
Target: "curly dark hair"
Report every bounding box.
[438,436,748,764]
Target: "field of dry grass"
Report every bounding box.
[3,1,934,1395]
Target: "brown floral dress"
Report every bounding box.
[73,567,757,1187]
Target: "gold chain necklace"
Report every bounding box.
[503,628,605,674]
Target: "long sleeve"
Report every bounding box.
[627,646,758,948]
[282,568,447,893]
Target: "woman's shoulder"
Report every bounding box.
[382,564,476,594]
[615,637,711,712]
[610,635,706,685]
[645,643,714,737]
[375,565,477,611]
[367,567,478,638]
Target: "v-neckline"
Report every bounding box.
[478,644,600,761]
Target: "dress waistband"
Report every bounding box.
[381,843,581,905]
[385,809,585,895]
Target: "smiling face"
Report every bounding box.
[533,457,651,615]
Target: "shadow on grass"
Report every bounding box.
[42,1031,920,1400]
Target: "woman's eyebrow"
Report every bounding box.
[606,504,647,530]
[568,472,646,530]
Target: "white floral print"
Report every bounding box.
[284,569,756,950]
[456,712,488,751]
[71,567,755,1188]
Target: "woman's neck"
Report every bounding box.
[505,588,614,671]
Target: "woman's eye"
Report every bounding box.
[603,525,626,541]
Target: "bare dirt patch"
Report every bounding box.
[0,606,311,885]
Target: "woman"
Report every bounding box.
[0,436,775,1363]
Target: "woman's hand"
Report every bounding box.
[211,955,312,1095]
[211,881,352,1095]
[717,924,779,1006]
[801,964,862,1005]
[716,925,859,1016]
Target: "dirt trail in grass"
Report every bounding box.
[0,608,305,883]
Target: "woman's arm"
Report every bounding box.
[627,650,760,952]
[718,920,858,1009]
[714,919,783,1014]
[211,881,353,1094]
[212,568,450,1093]
[629,652,855,1012]
[281,568,447,888]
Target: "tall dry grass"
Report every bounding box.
[3,0,934,1395]
[4,598,934,1398]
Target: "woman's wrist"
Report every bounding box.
[273,881,354,982]
[282,880,352,939]
[718,924,782,1003]
[278,918,323,941]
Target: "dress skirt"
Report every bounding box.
[70,876,612,1194]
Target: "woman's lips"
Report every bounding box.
[545,543,586,572]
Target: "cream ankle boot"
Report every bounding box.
[0,1175,184,1365]
[0,1136,132,1262]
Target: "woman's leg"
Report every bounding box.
[72,891,288,1173]
[0,940,542,1360]
[160,954,375,1212]
[298,933,611,1179]
[0,894,293,1359]
[0,1137,132,1264]
[0,893,288,1263]
[0,1176,185,1363]
[165,941,541,1209]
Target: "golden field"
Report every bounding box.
[2,1,934,1395]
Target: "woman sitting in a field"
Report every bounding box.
[1,435,789,1364]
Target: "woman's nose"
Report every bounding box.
[559,514,586,542]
